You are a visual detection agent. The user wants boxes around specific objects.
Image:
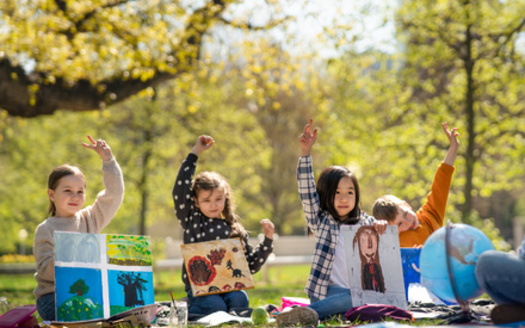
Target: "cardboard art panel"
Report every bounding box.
[54,232,154,321]
[342,225,407,310]
[400,247,421,300]
[180,238,254,296]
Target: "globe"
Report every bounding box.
[419,223,495,304]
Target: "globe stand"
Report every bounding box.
[444,221,479,324]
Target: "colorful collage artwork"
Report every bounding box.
[342,225,408,310]
[54,232,154,322]
[180,238,254,297]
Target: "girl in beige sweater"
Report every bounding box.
[33,136,124,321]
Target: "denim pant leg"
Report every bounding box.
[475,250,525,304]
[37,292,56,321]
[309,285,352,320]
[187,290,228,317]
[222,290,249,310]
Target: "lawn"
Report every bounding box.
[0,265,449,327]
[0,265,311,310]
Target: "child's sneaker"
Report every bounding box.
[276,306,318,327]
[491,304,525,324]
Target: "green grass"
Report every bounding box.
[154,265,310,307]
[0,265,310,309]
[0,266,445,327]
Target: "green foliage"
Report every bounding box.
[68,279,89,296]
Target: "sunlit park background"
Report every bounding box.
[1,0,525,293]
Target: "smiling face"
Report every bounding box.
[48,174,86,217]
[333,176,356,220]
[391,204,419,232]
[358,228,378,262]
[194,187,226,219]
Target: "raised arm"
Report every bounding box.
[173,135,214,227]
[297,120,322,234]
[442,122,459,167]
[82,136,125,233]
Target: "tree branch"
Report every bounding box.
[0,0,232,117]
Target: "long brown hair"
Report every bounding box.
[47,165,85,216]
[192,171,246,238]
[316,166,362,223]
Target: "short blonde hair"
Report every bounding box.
[372,195,404,222]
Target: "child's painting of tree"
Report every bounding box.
[106,235,152,266]
[54,232,154,321]
[107,270,154,316]
[55,267,103,321]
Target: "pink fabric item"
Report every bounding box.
[345,304,413,322]
[281,297,311,310]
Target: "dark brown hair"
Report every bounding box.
[47,165,85,216]
[192,171,246,238]
[316,166,361,223]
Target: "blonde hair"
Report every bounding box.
[192,171,246,238]
[372,195,404,223]
[47,165,85,216]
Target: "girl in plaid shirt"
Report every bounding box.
[173,135,274,319]
[277,120,387,326]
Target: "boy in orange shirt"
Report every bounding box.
[372,122,459,247]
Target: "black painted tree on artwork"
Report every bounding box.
[117,272,148,307]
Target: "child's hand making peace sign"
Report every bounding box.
[81,135,113,161]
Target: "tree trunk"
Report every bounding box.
[462,21,476,224]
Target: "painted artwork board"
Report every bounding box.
[342,225,407,310]
[400,247,421,301]
[54,232,154,322]
[181,238,254,297]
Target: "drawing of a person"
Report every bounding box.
[353,226,386,293]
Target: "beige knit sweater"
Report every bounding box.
[33,157,125,300]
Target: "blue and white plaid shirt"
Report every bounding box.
[518,237,525,260]
[297,156,375,300]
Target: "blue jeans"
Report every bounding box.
[309,285,352,320]
[187,290,249,317]
[475,250,525,305]
[37,292,56,321]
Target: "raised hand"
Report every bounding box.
[81,135,113,161]
[298,119,318,156]
[442,122,459,149]
[191,135,214,156]
[260,218,275,239]
[442,122,459,166]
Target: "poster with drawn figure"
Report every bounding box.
[54,232,154,322]
[342,225,407,310]
[180,238,254,296]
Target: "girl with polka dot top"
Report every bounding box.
[172,135,274,319]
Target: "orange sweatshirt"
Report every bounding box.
[398,162,455,247]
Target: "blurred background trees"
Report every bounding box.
[1,0,524,255]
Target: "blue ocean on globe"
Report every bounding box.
[419,223,495,303]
